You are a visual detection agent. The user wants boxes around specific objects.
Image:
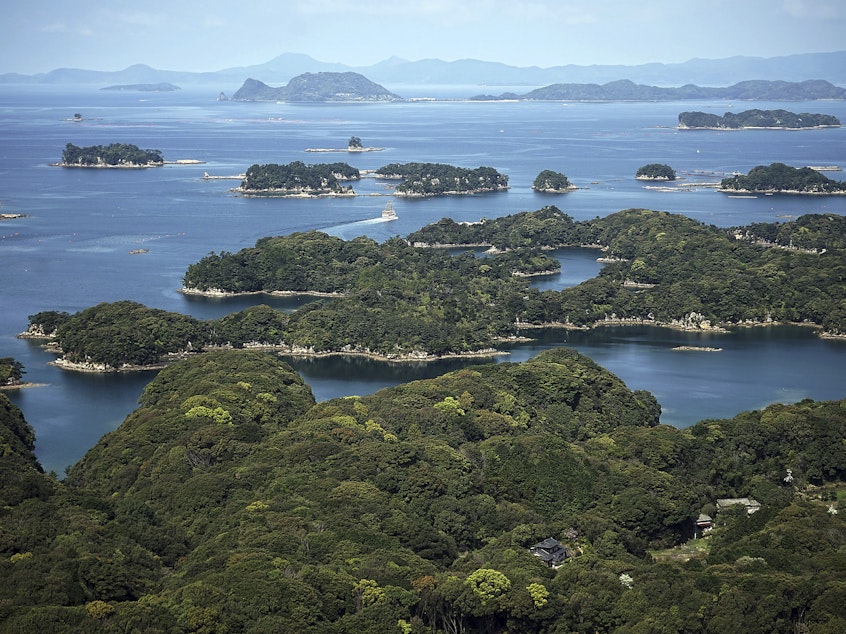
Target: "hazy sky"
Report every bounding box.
[2,0,844,74]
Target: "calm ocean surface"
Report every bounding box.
[1,85,844,474]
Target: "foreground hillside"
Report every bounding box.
[1,349,845,632]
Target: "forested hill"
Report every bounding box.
[230,72,402,102]
[2,349,846,631]
[471,78,846,101]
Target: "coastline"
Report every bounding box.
[305,147,384,153]
[232,187,356,198]
[52,162,163,169]
[532,185,578,193]
[678,124,840,131]
[179,287,345,298]
[717,187,846,196]
[394,186,510,198]
[30,316,843,375]
[0,382,47,390]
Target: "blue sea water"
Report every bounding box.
[0,85,844,474]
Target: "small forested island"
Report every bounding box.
[236,161,360,196]
[230,72,402,102]
[678,108,840,129]
[374,162,510,196]
[719,162,846,195]
[532,169,575,192]
[100,82,180,92]
[58,142,164,168]
[2,345,846,632]
[305,136,384,153]
[635,163,676,180]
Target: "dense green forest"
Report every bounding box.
[635,163,676,180]
[413,207,846,332]
[32,208,846,368]
[678,109,840,129]
[1,349,845,632]
[27,302,291,369]
[531,170,574,192]
[374,163,509,196]
[719,163,846,194]
[239,161,360,195]
[60,143,164,167]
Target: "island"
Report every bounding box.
[235,161,360,197]
[230,72,402,102]
[100,82,180,92]
[305,136,385,153]
[636,163,676,181]
[23,207,845,372]
[29,206,846,372]
[470,78,846,101]
[57,142,164,168]
[374,162,509,197]
[719,162,846,195]
[532,169,576,192]
[678,109,840,129]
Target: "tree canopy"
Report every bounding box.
[2,348,845,632]
[719,162,846,194]
[636,163,676,180]
[532,170,574,192]
[679,108,840,129]
[33,207,846,369]
[60,143,163,167]
[375,162,509,196]
[239,161,360,195]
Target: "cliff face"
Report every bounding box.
[231,71,402,102]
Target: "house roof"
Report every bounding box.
[532,537,562,550]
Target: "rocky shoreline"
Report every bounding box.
[52,162,162,169]
[232,187,356,198]
[678,124,840,131]
[179,287,344,298]
[305,147,384,153]
[717,187,846,196]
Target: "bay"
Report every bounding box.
[1,85,844,474]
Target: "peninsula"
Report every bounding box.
[57,142,164,168]
[679,109,840,129]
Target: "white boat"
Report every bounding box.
[381,201,397,220]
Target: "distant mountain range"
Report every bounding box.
[2,51,845,91]
[470,79,846,101]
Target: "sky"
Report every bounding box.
[1,0,844,75]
